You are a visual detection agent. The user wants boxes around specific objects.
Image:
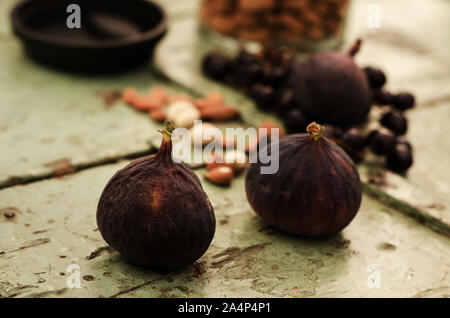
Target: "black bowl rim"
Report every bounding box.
[11,0,168,49]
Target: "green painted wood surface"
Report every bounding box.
[0,0,449,298]
[0,161,449,298]
[0,0,201,188]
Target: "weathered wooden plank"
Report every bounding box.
[0,160,449,298]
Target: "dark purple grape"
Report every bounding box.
[229,51,263,87]
[275,89,295,114]
[369,127,395,155]
[232,62,263,88]
[283,109,308,134]
[261,46,285,65]
[364,67,386,89]
[249,84,275,110]
[202,52,230,80]
[394,136,412,151]
[372,89,393,105]
[392,93,415,111]
[386,143,413,173]
[380,110,408,135]
[342,128,366,151]
[235,50,258,65]
[324,125,344,139]
[365,129,376,147]
[263,66,287,87]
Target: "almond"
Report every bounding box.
[169,95,192,103]
[239,0,275,12]
[204,166,233,186]
[206,161,226,171]
[194,99,208,110]
[149,109,166,122]
[122,87,138,105]
[132,96,163,111]
[258,121,285,138]
[201,105,239,121]
[148,86,169,105]
[206,153,225,171]
[205,91,224,107]
[209,15,236,34]
[245,137,259,153]
[221,135,237,149]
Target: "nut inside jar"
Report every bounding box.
[200,0,350,49]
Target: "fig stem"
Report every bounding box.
[348,38,362,57]
[158,120,176,142]
[306,122,324,142]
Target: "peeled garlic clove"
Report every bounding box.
[166,101,200,128]
[224,150,248,172]
[174,107,201,128]
[190,122,222,146]
[166,100,196,119]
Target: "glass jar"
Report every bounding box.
[199,0,350,51]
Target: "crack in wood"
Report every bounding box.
[26,288,69,298]
[419,94,450,109]
[0,148,157,190]
[210,243,270,268]
[109,281,154,298]
[412,285,450,298]
[362,182,450,238]
[86,246,114,260]
[6,238,51,254]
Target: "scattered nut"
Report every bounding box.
[122,86,138,104]
[206,153,225,171]
[149,109,166,122]
[205,91,224,108]
[200,105,239,121]
[224,149,248,173]
[148,86,169,106]
[166,100,196,119]
[200,0,349,44]
[205,166,234,186]
[132,96,162,111]
[258,121,285,138]
[167,101,201,128]
[239,0,275,12]
[221,135,238,149]
[169,94,192,103]
[194,99,208,110]
[245,137,260,153]
[190,122,222,146]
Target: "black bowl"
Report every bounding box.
[11,0,168,72]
